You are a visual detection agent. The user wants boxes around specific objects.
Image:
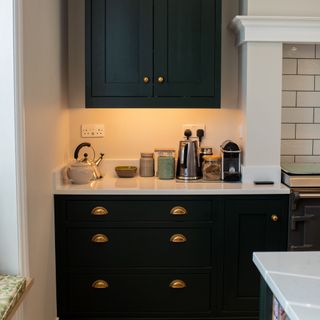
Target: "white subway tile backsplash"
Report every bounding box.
[283,59,297,74]
[298,59,320,75]
[295,155,320,163]
[314,141,320,155]
[282,91,296,107]
[282,75,314,91]
[281,156,294,163]
[282,108,313,123]
[281,124,295,139]
[297,92,320,107]
[316,45,320,58]
[281,140,313,155]
[296,124,320,139]
[283,44,315,58]
[315,108,320,123]
[315,76,320,91]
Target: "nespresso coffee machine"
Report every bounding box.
[220,140,241,182]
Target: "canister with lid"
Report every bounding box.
[202,155,221,181]
[139,152,154,177]
[155,149,176,180]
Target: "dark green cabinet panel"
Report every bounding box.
[88,0,153,98]
[219,196,288,318]
[154,0,216,97]
[86,0,221,107]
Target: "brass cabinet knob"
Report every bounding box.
[170,206,187,216]
[157,76,165,84]
[271,214,279,222]
[170,234,187,243]
[91,206,108,216]
[91,234,109,243]
[92,280,109,289]
[169,280,187,289]
[143,76,150,84]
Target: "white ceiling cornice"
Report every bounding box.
[230,15,320,46]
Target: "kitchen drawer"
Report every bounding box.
[65,199,212,222]
[67,228,211,267]
[65,272,211,314]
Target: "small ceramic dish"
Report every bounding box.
[115,166,137,178]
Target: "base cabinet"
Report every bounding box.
[54,195,288,320]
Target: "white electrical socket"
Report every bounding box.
[81,124,105,138]
[182,124,206,138]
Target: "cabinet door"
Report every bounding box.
[87,0,153,99]
[220,197,288,317]
[154,0,220,98]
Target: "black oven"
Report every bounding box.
[288,188,320,251]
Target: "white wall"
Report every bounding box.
[22,0,69,319]
[68,0,241,158]
[241,0,320,16]
[0,0,19,275]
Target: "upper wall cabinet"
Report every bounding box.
[85,0,221,108]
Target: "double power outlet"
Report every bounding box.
[182,124,206,138]
[81,124,105,138]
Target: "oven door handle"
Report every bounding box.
[299,193,320,199]
[291,214,315,230]
[290,244,314,251]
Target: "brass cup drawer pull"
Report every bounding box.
[170,234,187,243]
[170,206,188,216]
[92,280,109,289]
[169,279,187,289]
[91,234,109,243]
[271,214,279,222]
[91,206,108,216]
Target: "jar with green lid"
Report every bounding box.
[202,155,221,181]
[155,149,175,180]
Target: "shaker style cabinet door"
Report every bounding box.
[86,0,221,107]
[219,197,288,318]
[86,0,153,100]
[154,0,218,98]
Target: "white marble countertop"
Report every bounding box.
[253,252,320,320]
[53,160,290,195]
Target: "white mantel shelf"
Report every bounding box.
[231,16,320,46]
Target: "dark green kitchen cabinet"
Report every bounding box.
[217,196,288,319]
[86,0,221,108]
[54,194,288,320]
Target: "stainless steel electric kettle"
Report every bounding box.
[176,130,201,180]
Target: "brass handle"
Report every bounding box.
[170,206,187,216]
[169,280,186,289]
[157,76,165,84]
[271,214,279,222]
[91,234,109,243]
[91,206,108,216]
[170,234,187,243]
[92,280,109,289]
[143,76,150,84]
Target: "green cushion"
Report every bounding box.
[0,275,26,320]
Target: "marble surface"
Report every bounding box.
[53,160,289,195]
[253,252,320,320]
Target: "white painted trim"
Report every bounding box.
[241,165,281,184]
[14,0,29,278]
[230,15,320,46]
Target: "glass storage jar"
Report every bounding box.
[155,149,176,180]
[202,155,221,181]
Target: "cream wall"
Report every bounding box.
[22,0,69,319]
[68,0,241,158]
[240,0,320,16]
